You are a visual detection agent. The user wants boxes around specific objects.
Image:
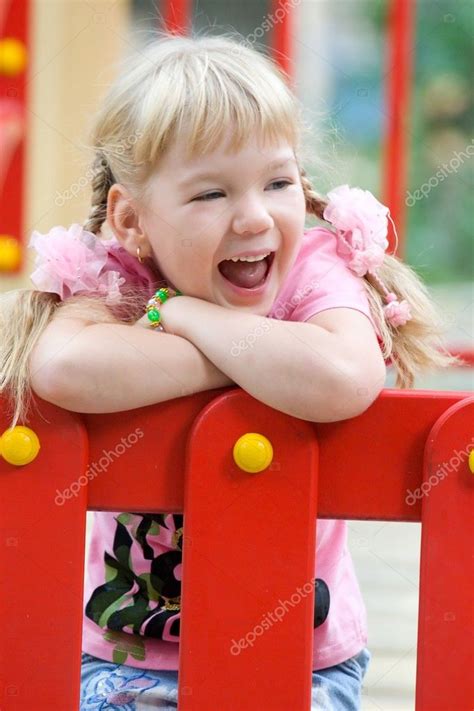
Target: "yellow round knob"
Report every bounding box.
[0,38,28,76]
[0,426,40,466]
[469,448,474,474]
[233,432,273,473]
[0,235,21,271]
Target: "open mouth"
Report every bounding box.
[217,252,275,291]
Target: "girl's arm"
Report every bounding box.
[29,315,234,414]
[158,296,386,423]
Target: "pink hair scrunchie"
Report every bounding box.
[324,185,412,327]
[28,224,160,304]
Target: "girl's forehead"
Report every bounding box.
[161,131,295,172]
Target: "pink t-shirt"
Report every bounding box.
[82,226,383,670]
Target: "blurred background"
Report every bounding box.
[1,2,472,709]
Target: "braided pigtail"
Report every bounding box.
[300,167,328,220]
[82,152,116,235]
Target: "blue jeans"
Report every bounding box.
[80,647,371,710]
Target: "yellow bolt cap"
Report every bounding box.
[233,432,273,473]
[0,235,21,271]
[0,38,28,76]
[0,426,40,466]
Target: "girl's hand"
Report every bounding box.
[157,294,195,338]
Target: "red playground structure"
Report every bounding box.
[0,388,473,709]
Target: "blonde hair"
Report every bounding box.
[0,30,461,430]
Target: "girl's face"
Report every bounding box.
[140,130,307,314]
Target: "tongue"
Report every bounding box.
[218,257,269,289]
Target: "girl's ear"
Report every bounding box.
[106,183,151,258]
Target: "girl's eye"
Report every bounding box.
[193,191,223,202]
[192,180,292,202]
[268,180,292,191]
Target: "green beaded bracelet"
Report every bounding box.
[146,287,183,330]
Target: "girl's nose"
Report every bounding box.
[231,195,274,235]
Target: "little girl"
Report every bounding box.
[0,32,458,711]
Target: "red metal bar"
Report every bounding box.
[0,0,31,274]
[382,0,416,257]
[162,0,192,36]
[83,388,465,523]
[416,397,474,709]
[270,0,295,86]
[445,346,474,367]
[179,392,318,709]
[0,403,88,709]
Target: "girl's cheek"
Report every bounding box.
[189,208,224,229]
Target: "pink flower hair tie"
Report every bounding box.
[28,223,160,305]
[323,185,413,328]
[384,292,412,328]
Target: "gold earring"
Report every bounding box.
[136,246,144,264]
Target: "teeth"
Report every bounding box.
[230,252,271,263]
